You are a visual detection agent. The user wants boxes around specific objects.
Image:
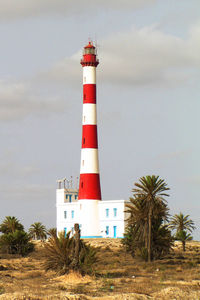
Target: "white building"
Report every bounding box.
[56,185,130,238]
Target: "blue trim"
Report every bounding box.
[81,236,103,238]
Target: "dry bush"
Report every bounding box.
[43,231,97,275]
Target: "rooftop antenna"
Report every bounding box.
[56,179,63,189]
[63,177,67,189]
[76,176,79,190]
[66,179,70,189]
[70,176,73,188]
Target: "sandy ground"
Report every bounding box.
[0,239,200,299]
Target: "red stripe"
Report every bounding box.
[83,84,96,104]
[78,173,101,200]
[82,125,98,148]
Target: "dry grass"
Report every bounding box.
[0,239,200,299]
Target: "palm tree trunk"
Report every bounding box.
[145,220,148,249]
[182,241,186,252]
[72,223,80,268]
[148,207,152,262]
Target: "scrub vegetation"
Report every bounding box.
[0,239,200,299]
[0,175,198,299]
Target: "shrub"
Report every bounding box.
[43,230,97,275]
[0,230,34,256]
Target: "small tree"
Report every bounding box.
[0,216,24,234]
[124,175,173,261]
[29,222,47,240]
[0,216,34,256]
[43,225,97,275]
[176,230,192,251]
[169,213,195,251]
[0,230,34,256]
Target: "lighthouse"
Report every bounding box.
[56,42,129,239]
[78,42,101,238]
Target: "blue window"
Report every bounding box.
[64,227,67,237]
[64,211,67,219]
[106,226,109,235]
[113,226,117,238]
[113,208,117,217]
[71,210,74,219]
[75,195,78,200]
[66,194,72,202]
[106,208,109,217]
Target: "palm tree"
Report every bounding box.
[29,222,47,240]
[47,227,57,238]
[175,230,192,251]
[0,216,24,234]
[169,213,195,251]
[127,175,170,262]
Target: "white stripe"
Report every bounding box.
[82,104,97,125]
[80,148,99,174]
[83,66,96,84]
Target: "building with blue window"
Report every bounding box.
[56,184,130,238]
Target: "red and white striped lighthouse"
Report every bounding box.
[78,42,101,237]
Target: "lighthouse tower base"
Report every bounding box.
[79,200,101,238]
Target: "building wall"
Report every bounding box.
[99,200,129,238]
[56,188,80,234]
[56,189,130,238]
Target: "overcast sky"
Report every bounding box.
[0,0,200,239]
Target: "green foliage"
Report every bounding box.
[79,241,98,274]
[169,213,195,233]
[0,230,34,256]
[29,222,47,240]
[123,175,173,261]
[169,213,195,251]
[43,231,73,274]
[0,216,34,256]
[0,216,24,234]
[43,231,97,275]
[175,230,192,251]
[47,227,57,237]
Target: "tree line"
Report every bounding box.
[0,174,196,274]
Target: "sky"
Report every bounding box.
[0,0,200,239]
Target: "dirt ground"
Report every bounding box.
[0,239,200,299]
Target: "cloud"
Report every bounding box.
[45,23,200,87]
[0,0,156,20]
[0,161,40,177]
[0,80,65,121]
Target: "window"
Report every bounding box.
[106,226,109,235]
[64,211,67,219]
[113,208,117,217]
[66,194,72,202]
[113,226,117,238]
[64,227,67,237]
[71,210,74,219]
[69,194,72,203]
[105,208,109,218]
[75,195,78,200]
